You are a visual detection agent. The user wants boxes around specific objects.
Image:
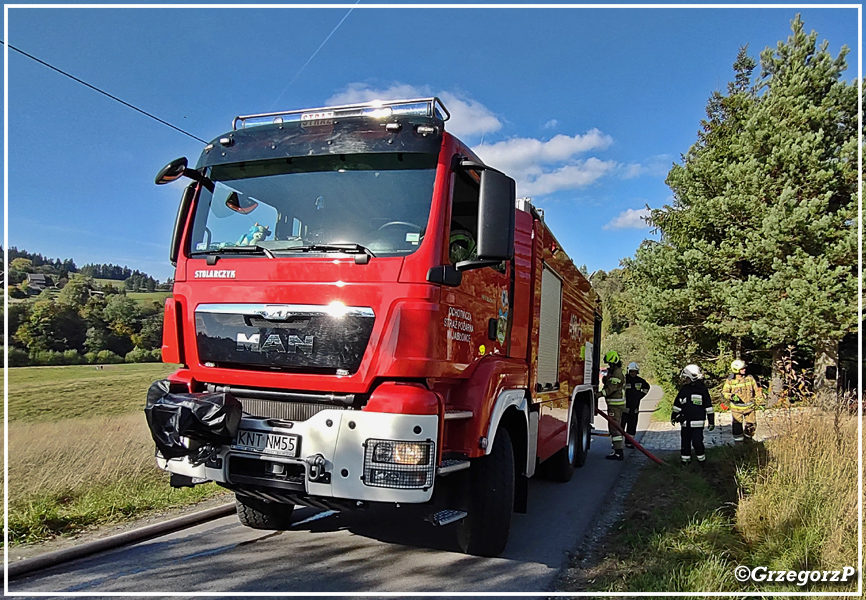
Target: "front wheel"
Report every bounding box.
[235,494,295,530]
[457,427,514,557]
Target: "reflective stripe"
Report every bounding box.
[607,399,626,405]
[705,407,714,414]
[611,436,624,442]
[690,420,705,427]
[691,394,702,405]
[696,454,706,462]
[625,384,632,389]
[681,456,691,462]
[671,405,682,412]
[733,436,744,441]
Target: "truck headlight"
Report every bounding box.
[372,441,429,465]
[364,439,434,489]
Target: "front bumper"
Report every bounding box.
[157,408,438,504]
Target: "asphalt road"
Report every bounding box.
[11,386,662,595]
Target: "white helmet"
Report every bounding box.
[681,364,702,381]
[731,359,746,372]
[627,362,639,373]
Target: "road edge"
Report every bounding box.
[7,502,236,580]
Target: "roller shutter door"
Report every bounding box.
[537,265,562,389]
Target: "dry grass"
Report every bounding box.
[5,365,228,546]
[7,413,226,545]
[562,410,859,593]
[736,412,858,571]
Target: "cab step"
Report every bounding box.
[429,509,468,527]
[437,459,470,475]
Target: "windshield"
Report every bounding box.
[189,153,438,257]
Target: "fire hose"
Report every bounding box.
[595,407,665,465]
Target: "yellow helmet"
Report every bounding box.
[731,359,746,372]
[604,350,620,364]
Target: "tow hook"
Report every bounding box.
[305,454,331,484]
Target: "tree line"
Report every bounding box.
[5,248,169,366]
[599,16,858,405]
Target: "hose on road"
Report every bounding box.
[595,408,665,466]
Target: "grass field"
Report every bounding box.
[7,363,177,422]
[6,363,230,546]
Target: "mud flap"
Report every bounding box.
[145,379,242,462]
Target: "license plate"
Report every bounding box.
[232,429,300,458]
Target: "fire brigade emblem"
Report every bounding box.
[569,314,582,341]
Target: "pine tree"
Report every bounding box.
[629,16,857,400]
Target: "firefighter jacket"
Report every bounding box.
[722,374,762,409]
[602,364,625,404]
[624,375,650,406]
[671,380,714,428]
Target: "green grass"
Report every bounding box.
[9,472,226,546]
[127,291,171,304]
[7,363,176,422]
[562,413,858,594]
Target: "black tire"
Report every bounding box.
[235,494,295,530]
[543,403,580,482]
[573,401,591,468]
[457,427,515,557]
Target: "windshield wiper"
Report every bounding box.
[191,245,275,259]
[289,243,376,259]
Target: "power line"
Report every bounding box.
[270,0,361,110]
[1,40,207,144]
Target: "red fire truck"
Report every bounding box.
[148,97,603,557]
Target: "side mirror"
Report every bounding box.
[155,157,189,185]
[155,157,214,192]
[455,160,516,271]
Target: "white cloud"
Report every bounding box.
[603,208,651,230]
[621,154,673,179]
[327,83,618,197]
[326,84,501,138]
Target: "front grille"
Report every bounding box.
[194,304,375,374]
[238,397,345,421]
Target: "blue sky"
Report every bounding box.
[4,3,859,282]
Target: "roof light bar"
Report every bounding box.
[232,97,450,130]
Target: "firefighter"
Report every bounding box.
[722,359,762,442]
[602,350,626,460]
[622,362,650,447]
[671,364,715,465]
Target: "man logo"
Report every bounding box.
[236,332,314,354]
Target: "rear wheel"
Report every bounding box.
[573,401,591,468]
[457,427,514,557]
[543,403,580,482]
[235,494,295,530]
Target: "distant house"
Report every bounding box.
[26,273,54,292]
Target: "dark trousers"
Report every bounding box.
[680,426,706,462]
[621,403,640,437]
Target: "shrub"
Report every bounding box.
[83,351,99,364]
[63,349,83,365]
[95,350,122,364]
[124,347,157,363]
[8,347,30,367]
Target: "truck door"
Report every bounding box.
[443,166,510,363]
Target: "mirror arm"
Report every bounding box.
[183,168,214,192]
[455,259,502,272]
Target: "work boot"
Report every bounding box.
[605,450,624,461]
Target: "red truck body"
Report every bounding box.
[152,98,602,556]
